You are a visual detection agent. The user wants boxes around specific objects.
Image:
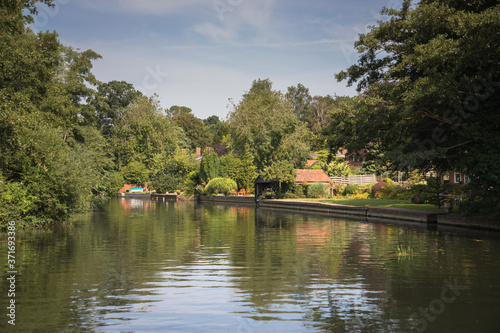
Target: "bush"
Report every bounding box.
[0,175,36,229]
[149,173,180,193]
[307,182,328,198]
[422,177,457,208]
[372,181,388,198]
[281,192,301,199]
[204,177,237,196]
[183,170,201,195]
[349,192,370,199]
[293,184,307,198]
[343,184,359,196]
[331,183,345,196]
[381,177,394,184]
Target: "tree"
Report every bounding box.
[239,144,258,190]
[1,0,114,227]
[149,149,197,193]
[286,83,312,124]
[121,161,149,185]
[220,144,257,190]
[334,0,500,216]
[262,160,296,195]
[204,178,237,196]
[0,0,54,35]
[171,112,213,150]
[167,105,192,117]
[199,150,220,184]
[309,96,331,132]
[93,80,143,134]
[228,79,311,170]
[109,96,178,168]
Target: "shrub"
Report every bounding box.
[331,183,345,196]
[204,177,237,196]
[183,170,201,195]
[149,172,181,193]
[349,192,370,199]
[307,182,328,198]
[343,184,359,196]
[0,175,36,229]
[293,184,307,198]
[422,177,457,208]
[281,192,301,199]
[382,177,394,184]
[372,181,388,198]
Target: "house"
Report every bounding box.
[295,169,332,185]
[337,148,367,170]
[441,170,470,185]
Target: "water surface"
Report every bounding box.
[1,198,500,332]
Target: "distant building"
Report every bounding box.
[294,169,331,185]
[305,160,319,168]
[336,148,367,170]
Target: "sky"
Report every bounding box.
[30,0,402,120]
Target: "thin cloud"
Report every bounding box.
[194,0,278,41]
[81,0,210,14]
[193,22,238,41]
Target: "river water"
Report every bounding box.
[1,198,500,332]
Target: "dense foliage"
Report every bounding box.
[204,178,238,196]
[2,0,496,229]
[333,0,500,216]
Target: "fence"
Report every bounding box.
[330,174,376,186]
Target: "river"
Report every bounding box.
[1,198,500,332]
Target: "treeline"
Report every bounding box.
[0,1,336,228]
[2,0,499,228]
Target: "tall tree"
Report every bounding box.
[93,80,143,134]
[0,0,115,227]
[171,112,213,150]
[334,0,500,215]
[199,150,220,184]
[109,96,178,169]
[262,160,296,195]
[286,83,312,124]
[167,105,192,117]
[228,79,311,170]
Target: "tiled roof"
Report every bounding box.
[305,160,318,167]
[295,169,331,183]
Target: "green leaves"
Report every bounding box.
[228,79,311,170]
[334,0,500,216]
[200,151,220,184]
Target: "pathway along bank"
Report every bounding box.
[197,196,500,232]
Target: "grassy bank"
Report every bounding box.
[294,198,446,213]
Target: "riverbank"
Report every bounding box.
[198,195,500,232]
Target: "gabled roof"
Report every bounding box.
[295,169,331,183]
[305,160,318,168]
[254,175,272,184]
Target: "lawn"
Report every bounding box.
[295,198,446,213]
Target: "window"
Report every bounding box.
[455,172,461,184]
[352,155,363,163]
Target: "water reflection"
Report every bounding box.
[1,199,500,332]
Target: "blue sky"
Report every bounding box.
[31,0,402,120]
